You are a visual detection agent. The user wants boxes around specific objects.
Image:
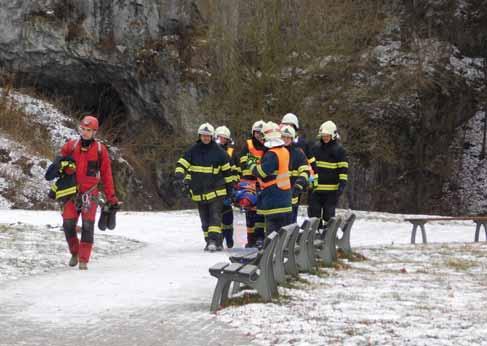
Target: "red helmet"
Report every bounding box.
[80,115,99,130]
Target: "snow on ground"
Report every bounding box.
[0,223,143,282]
[1,208,486,345]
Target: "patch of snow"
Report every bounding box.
[1,88,78,149]
[449,55,485,85]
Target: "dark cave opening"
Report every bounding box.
[11,72,130,144]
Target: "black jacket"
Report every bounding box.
[309,139,348,192]
[175,140,232,202]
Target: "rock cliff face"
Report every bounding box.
[0,0,486,214]
[0,0,204,130]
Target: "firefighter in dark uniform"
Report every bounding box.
[280,113,310,157]
[281,125,310,224]
[215,125,239,248]
[174,123,233,252]
[248,121,292,235]
[308,120,348,230]
[238,120,266,247]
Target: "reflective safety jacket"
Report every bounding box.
[287,144,310,205]
[175,140,232,203]
[59,138,116,201]
[239,137,266,180]
[220,143,240,184]
[251,146,292,216]
[308,139,348,192]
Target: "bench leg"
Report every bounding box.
[220,280,232,307]
[410,223,427,244]
[285,251,299,276]
[336,226,352,254]
[253,277,273,303]
[475,222,480,242]
[474,222,487,242]
[210,277,230,312]
[420,224,427,244]
[410,224,417,244]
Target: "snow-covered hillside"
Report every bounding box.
[0,88,78,209]
[1,208,486,346]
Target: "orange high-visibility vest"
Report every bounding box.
[247,139,264,159]
[259,147,291,190]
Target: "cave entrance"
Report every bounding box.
[12,73,129,143]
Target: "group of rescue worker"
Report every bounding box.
[174,113,348,252]
[44,112,348,269]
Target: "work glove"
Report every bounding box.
[337,181,347,197]
[292,176,306,197]
[292,182,305,198]
[246,155,258,171]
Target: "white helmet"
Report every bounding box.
[198,122,215,136]
[280,125,296,139]
[215,125,231,139]
[251,120,265,133]
[319,120,337,139]
[262,121,281,141]
[281,113,299,129]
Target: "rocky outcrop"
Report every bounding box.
[0,0,206,130]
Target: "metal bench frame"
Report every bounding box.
[336,213,356,254]
[295,220,313,272]
[315,216,342,267]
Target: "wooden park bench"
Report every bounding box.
[405,216,487,244]
[209,231,279,312]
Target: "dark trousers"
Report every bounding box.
[197,198,223,242]
[291,205,299,224]
[308,191,337,229]
[265,212,292,236]
[245,209,265,243]
[222,205,234,247]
